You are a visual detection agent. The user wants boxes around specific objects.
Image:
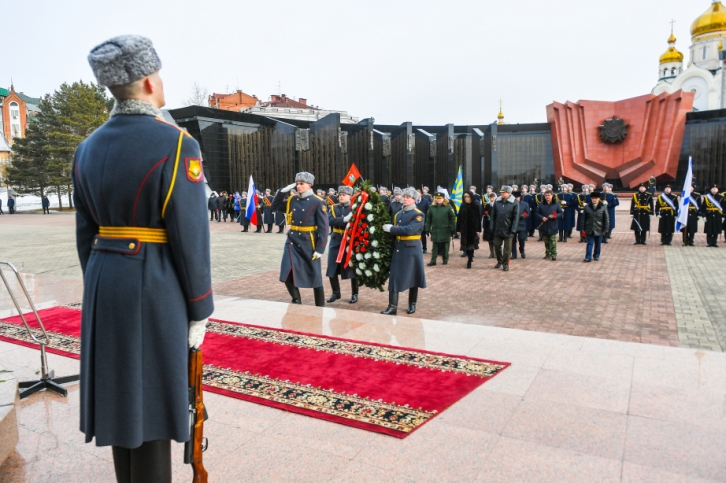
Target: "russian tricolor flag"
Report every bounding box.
[245,175,259,226]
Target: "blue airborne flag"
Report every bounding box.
[451,166,463,213]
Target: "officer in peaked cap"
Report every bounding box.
[631,183,653,245]
[325,185,358,304]
[272,171,329,306]
[382,187,426,315]
[701,184,724,247]
[656,185,678,246]
[77,35,214,481]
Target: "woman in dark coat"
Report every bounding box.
[457,191,482,269]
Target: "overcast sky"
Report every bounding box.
[5,0,710,125]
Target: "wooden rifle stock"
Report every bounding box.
[184,348,208,483]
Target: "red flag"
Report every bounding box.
[342,164,361,187]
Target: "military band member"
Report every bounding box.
[272,172,329,307]
[388,187,404,219]
[655,185,678,245]
[602,183,619,242]
[575,185,591,243]
[556,185,572,242]
[683,185,701,246]
[701,184,724,247]
[631,183,653,245]
[382,187,427,315]
[326,188,339,206]
[326,186,358,303]
[77,35,214,482]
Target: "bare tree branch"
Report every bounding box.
[185,81,209,106]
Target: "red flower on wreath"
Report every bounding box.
[361,247,367,253]
[362,223,368,229]
[364,240,369,245]
[363,232,369,239]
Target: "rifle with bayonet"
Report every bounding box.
[184,348,208,483]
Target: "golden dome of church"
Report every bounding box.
[659,31,684,64]
[691,1,726,38]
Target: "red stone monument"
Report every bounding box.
[546,90,694,188]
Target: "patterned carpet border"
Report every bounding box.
[207,321,506,377]
[204,365,435,433]
[0,321,81,355]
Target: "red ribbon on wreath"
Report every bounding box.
[336,190,369,268]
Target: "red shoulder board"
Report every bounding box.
[185,158,203,182]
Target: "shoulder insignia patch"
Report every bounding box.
[416,215,423,222]
[185,158,204,182]
[322,205,327,212]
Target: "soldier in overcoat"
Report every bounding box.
[602,183,619,242]
[631,184,653,245]
[701,184,725,247]
[271,172,329,306]
[238,192,250,231]
[75,35,214,482]
[655,185,678,245]
[262,189,275,232]
[682,185,701,246]
[381,187,426,315]
[325,185,358,303]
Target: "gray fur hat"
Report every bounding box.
[295,171,315,184]
[422,186,429,191]
[393,187,403,195]
[88,35,162,87]
[338,186,354,196]
[402,187,419,200]
[499,185,513,193]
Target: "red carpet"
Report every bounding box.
[1,306,509,438]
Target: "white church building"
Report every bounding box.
[653,1,726,111]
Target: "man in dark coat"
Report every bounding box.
[582,191,610,262]
[7,197,14,214]
[216,190,227,222]
[239,192,250,231]
[536,190,564,261]
[456,191,482,269]
[416,189,431,253]
[388,187,403,219]
[701,184,724,247]
[655,185,678,246]
[75,35,214,481]
[631,184,653,245]
[382,187,426,315]
[489,186,520,271]
[556,187,572,242]
[380,187,390,209]
[511,191,530,259]
[42,195,50,214]
[0,198,3,215]
[271,172,329,306]
[208,193,218,221]
[683,185,701,246]
[262,188,275,232]
[421,186,433,204]
[326,185,358,303]
[575,185,591,243]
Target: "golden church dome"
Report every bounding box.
[659,31,684,64]
[691,1,726,38]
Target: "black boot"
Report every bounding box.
[285,275,301,304]
[113,440,172,483]
[278,225,284,233]
[243,226,248,232]
[381,292,398,315]
[349,279,359,304]
[313,287,326,307]
[467,250,473,269]
[327,277,341,303]
[407,287,418,314]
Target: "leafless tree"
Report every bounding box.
[185,81,208,106]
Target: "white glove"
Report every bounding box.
[382,224,392,233]
[188,319,208,349]
[630,214,634,217]
[281,183,297,193]
[312,252,322,260]
[343,213,352,222]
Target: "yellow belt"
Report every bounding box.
[98,226,168,243]
[290,225,316,232]
[332,228,345,234]
[397,235,421,241]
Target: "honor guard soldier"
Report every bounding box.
[683,185,701,246]
[77,35,214,482]
[262,189,275,233]
[655,185,678,245]
[326,188,339,206]
[388,187,404,219]
[701,184,724,247]
[326,185,358,303]
[272,172,329,306]
[382,187,427,315]
[631,183,654,245]
[602,183,619,242]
